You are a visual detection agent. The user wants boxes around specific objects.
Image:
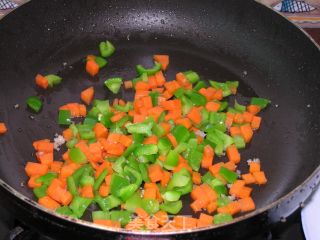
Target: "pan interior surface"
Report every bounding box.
[0,0,319,225]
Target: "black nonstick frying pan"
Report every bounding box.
[0,0,319,239]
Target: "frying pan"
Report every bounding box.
[0,0,319,239]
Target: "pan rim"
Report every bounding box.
[0,0,319,236]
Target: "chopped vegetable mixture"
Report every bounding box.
[24,40,270,231]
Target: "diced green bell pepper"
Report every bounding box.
[104,77,123,94]
[99,40,115,58]
[136,62,162,76]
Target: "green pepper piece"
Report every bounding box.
[209,178,227,195]
[33,184,48,199]
[95,195,122,211]
[136,62,162,76]
[83,116,98,126]
[27,96,43,113]
[162,191,181,202]
[92,211,110,220]
[72,164,92,186]
[187,149,203,171]
[193,81,207,91]
[250,97,270,109]
[93,169,108,191]
[46,74,62,87]
[110,174,130,197]
[124,166,142,186]
[56,206,73,216]
[93,99,111,115]
[202,171,215,184]
[174,142,188,154]
[58,110,71,125]
[112,156,126,174]
[183,70,200,84]
[141,199,160,214]
[118,184,139,201]
[104,77,123,94]
[123,143,139,157]
[149,91,160,106]
[185,90,207,106]
[171,125,190,143]
[157,137,172,155]
[67,176,78,196]
[66,138,78,149]
[139,163,150,183]
[99,40,115,58]
[218,101,228,112]
[94,56,108,68]
[126,122,153,136]
[152,124,165,138]
[213,213,233,224]
[209,112,226,126]
[114,102,133,112]
[181,95,193,115]
[80,131,96,140]
[174,88,185,99]
[80,175,95,187]
[36,173,57,185]
[217,195,231,207]
[233,135,246,149]
[69,147,87,164]
[110,210,132,227]
[160,200,182,214]
[134,144,158,156]
[124,192,142,212]
[219,166,238,183]
[234,100,246,113]
[163,150,179,170]
[167,168,192,195]
[69,196,93,218]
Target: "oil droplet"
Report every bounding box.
[13,104,20,109]
[280,217,286,223]
[300,202,305,208]
[29,115,35,120]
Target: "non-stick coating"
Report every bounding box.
[0,0,319,229]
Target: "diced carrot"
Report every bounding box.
[155,71,166,86]
[240,124,253,143]
[38,196,60,210]
[241,173,256,184]
[99,183,110,197]
[50,161,63,173]
[81,86,94,105]
[172,216,198,229]
[224,161,237,171]
[206,201,217,214]
[105,174,112,185]
[252,171,267,185]
[59,163,79,179]
[35,74,49,89]
[135,81,150,91]
[190,199,207,212]
[237,186,252,199]
[192,172,202,185]
[135,207,149,219]
[229,126,241,137]
[124,80,133,89]
[161,99,181,111]
[81,184,94,198]
[164,110,182,121]
[225,112,234,128]
[209,162,224,175]
[247,105,260,115]
[234,113,244,124]
[205,101,220,112]
[110,112,125,122]
[153,55,169,71]
[60,191,73,206]
[218,201,241,215]
[28,175,42,188]
[86,60,99,76]
[160,170,171,187]
[62,128,73,141]
[226,145,240,164]
[164,80,180,94]
[94,219,121,228]
[251,116,262,130]
[37,152,54,165]
[154,211,168,226]
[148,75,158,89]
[166,133,177,147]
[187,107,202,125]
[238,197,256,212]
[133,114,146,123]
[206,87,216,101]
[93,123,108,139]
[199,88,210,101]
[213,89,223,100]
[33,139,53,153]
[79,104,87,117]
[243,111,254,123]
[0,123,7,134]
[198,213,213,227]
[148,164,163,183]
[25,162,48,177]
[87,55,95,61]
[191,185,206,201]
[160,122,171,135]
[176,72,189,87]
[119,134,132,147]
[201,184,218,202]
[143,135,158,145]
[201,145,214,169]
[229,180,245,196]
[144,187,157,199]
[249,162,261,173]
